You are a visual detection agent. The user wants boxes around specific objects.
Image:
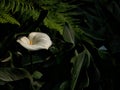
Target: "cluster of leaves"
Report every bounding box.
[0,0,120,90]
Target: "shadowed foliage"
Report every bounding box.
[0,0,120,90]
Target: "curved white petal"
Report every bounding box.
[17,36,30,44]
[17,32,52,51]
[17,36,31,50]
[17,41,51,51]
[29,32,52,49]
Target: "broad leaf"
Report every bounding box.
[71,49,90,90]
[77,71,89,89]
[82,71,89,88]
[32,71,43,79]
[0,68,32,85]
[59,81,69,90]
[63,22,75,45]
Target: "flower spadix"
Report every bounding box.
[17,32,52,51]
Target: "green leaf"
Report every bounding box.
[0,51,12,63]
[0,13,20,25]
[63,22,75,45]
[71,49,90,90]
[0,0,5,9]
[11,1,15,12]
[20,2,25,15]
[32,71,43,79]
[82,48,91,68]
[14,1,20,13]
[79,71,89,89]
[44,17,63,35]
[85,72,89,87]
[5,0,11,11]
[0,68,32,85]
[59,81,69,90]
[0,16,8,23]
[71,50,85,90]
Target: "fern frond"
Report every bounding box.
[42,1,81,35]
[4,1,11,11]
[0,0,40,23]
[11,0,16,12]
[44,17,63,35]
[0,0,5,9]
[0,17,8,23]
[13,1,20,13]
[0,13,20,26]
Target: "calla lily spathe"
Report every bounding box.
[17,32,52,51]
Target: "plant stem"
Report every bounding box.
[29,51,33,73]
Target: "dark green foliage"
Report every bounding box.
[0,0,120,90]
[63,22,75,45]
[71,49,90,90]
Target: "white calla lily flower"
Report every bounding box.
[17,32,52,51]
